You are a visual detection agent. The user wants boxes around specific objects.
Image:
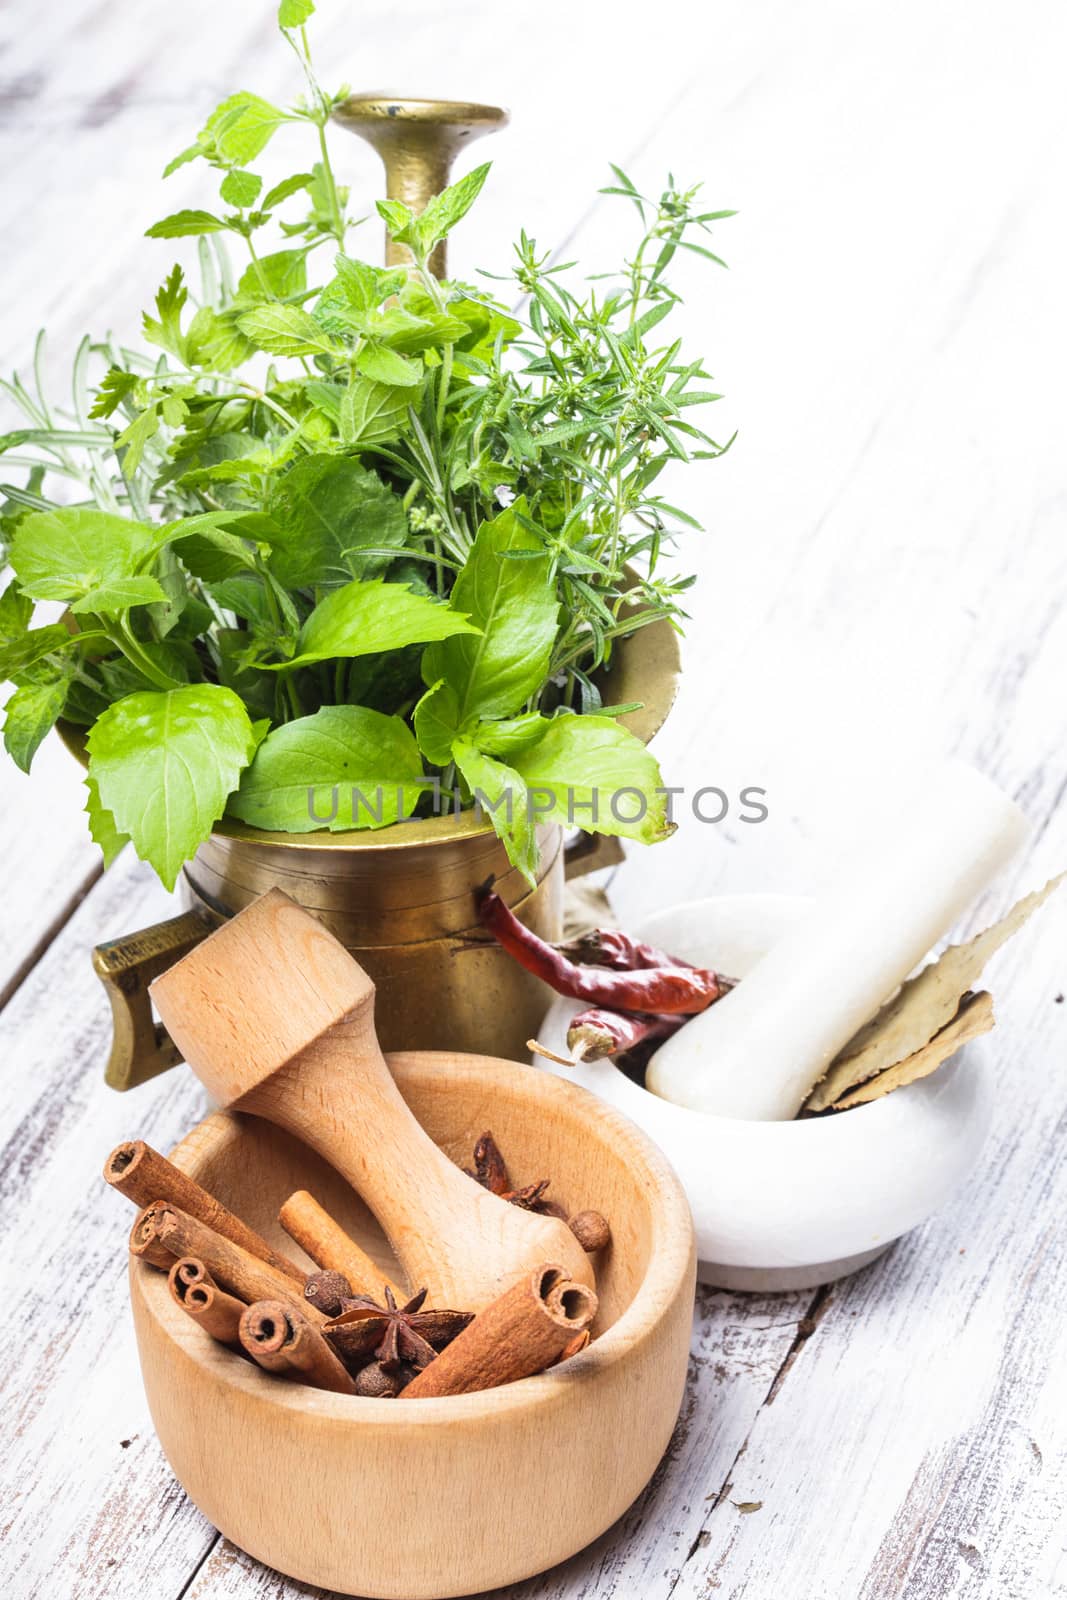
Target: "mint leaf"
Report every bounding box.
[228,704,423,833]
[9,508,157,604]
[268,456,407,587]
[511,715,672,846]
[278,0,314,25]
[87,685,258,890]
[146,209,228,238]
[413,679,460,766]
[278,579,479,670]
[3,667,71,772]
[220,168,263,209]
[354,344,422,387]
[453,739,537,884]
[416,162,491,254]
[376,198,416,247]
[237,304,339,357]
[201,92,287,166]
[85,775,129,868]
[333,253,381,313]
[235,248,307,302]
[422,500,558,722]
[69,576,169,614]
[261,173,315,211]
[339,378,410,445]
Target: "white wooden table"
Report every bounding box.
[3,2,1066,1595]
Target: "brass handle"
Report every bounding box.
[93,909,217,1091]
[564,831,625,881]
[332,94,508,276]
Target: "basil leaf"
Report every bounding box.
[472,712,550,758]
[87,684,258,889]
[510,714,672,846]
[85,775,129,868]
[422,500,558,722]
[275,579,479,670]
[69,576,169,614]
[0,624,75,682]
[453,739,537,884]
[413,679,460,766]
[228,705,424,833]
[267,456,407,587]
[0,580,33,642]
[9,507,158,604]
[3,666,71,772]
[237,305,339,358]
[339,378,411,446]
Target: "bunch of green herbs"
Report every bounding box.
[0,0,733,889]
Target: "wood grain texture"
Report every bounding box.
[1,0,1066,1595]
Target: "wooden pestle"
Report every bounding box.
[150,889,593,1311]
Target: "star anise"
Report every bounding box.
[324,1287,472,1374]
[466,1130,564,1216]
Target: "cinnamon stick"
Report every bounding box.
[167,1257,245,1346]
[153,1206,322,1321]
[279,1190,399,1301]
[402,1264,598,1399]
[105,1139,304,1284]
[129,1202,175,1269]
[239,1300,357,1394]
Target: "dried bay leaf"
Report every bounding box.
[829,990,995,1110]
[804,872,1064,1111]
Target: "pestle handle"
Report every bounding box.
[151,890,592,1310]
[647,761,1030,1121]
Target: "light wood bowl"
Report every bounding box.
[131,1051,696,1599]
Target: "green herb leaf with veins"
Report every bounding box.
[0,0,732,886]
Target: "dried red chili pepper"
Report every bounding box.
[560,927,694,972]
[477,890,730,1015]
[565,1008,687,1062]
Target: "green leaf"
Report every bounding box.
[185,306,254,370]
[422,500,558,722]
[415,162,491,253]
[69,576,169,614]
[89,366,139,419]
[201,92,288,166]
[339,378,411,446]
[237,303,339,358]
[275,579,479,671]
[413,679,460,766]
[0,624,73,682]
[162,144,203,179]
[268,455,407,586]
[87,684,258,890]
[332,253,381,313]
[510,715,672,847]
[0,580,32,642]
[453,739,537,884]
[261,173,315,210]
[472,712,550,758]
[220,168,263,208]
[3,667,71,772]
[354,344,422,387]
[278,0,314,25]
[145,209,228,239]
[235,247,308,302]
[142,264,188,361]
[228,704,424,833]
[85,775,129,867]
[9,507,157,604]
[376,198,415,245]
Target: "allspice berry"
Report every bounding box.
[569,1209,612,1253]
[304,1269,353,1317]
